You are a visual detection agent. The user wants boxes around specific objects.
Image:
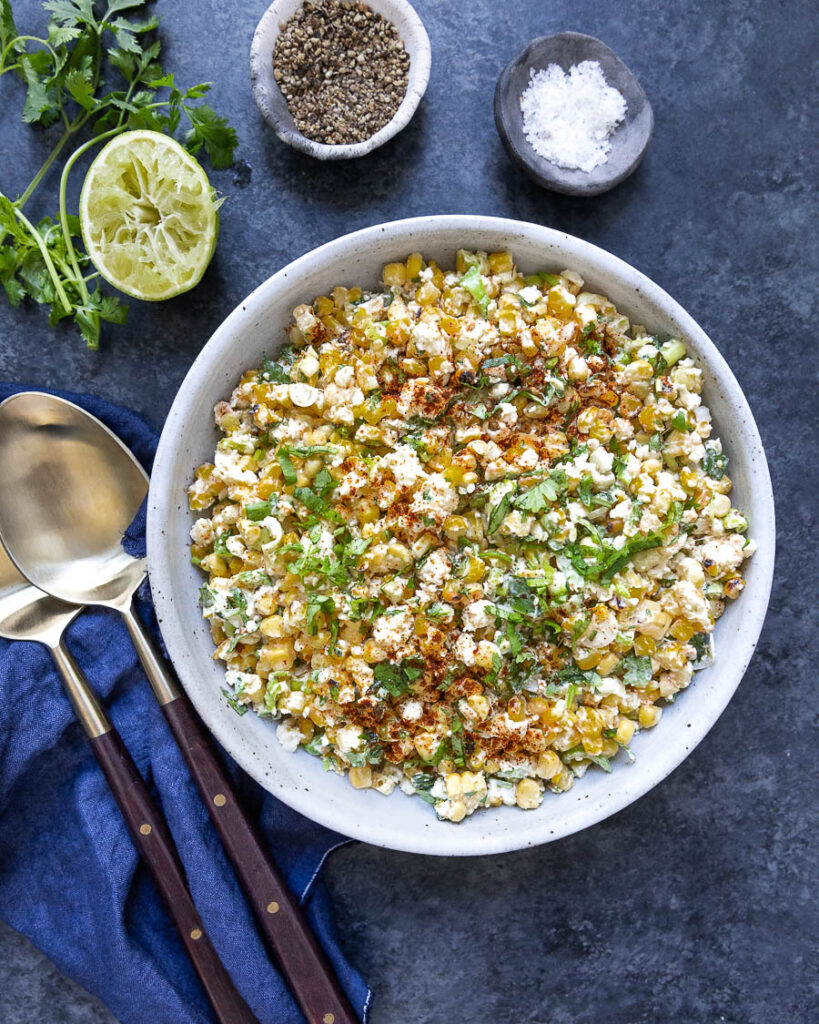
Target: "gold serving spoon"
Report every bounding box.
[0,391,356,1024]
[0,538,258,1024]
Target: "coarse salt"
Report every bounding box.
[519,60,627,173]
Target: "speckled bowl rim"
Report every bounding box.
[147,216,775,857]
[249,0,431,160]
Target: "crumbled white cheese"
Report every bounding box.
[401,700,423,722]
[276,719,302,753]
[412,319,450,358]
[380,444,426,489]
[462,599,495,632]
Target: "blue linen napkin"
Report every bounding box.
[0,384,370,1024]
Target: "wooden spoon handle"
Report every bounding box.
[162,694,358,1024]
[89,728,260,1024]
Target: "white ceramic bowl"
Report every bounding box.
[147,216,775,857]
[250,0,431,160]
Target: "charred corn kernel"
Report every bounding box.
[474,643,498,671]
[461,555,486,583]
[576,407,599,433]
[616,718,636,746]
[357,500,380,524]
[515,778,542,809]
[635,601,672,638]
[443,800,467,822]
[589,422,614,443]
[582,735,605,756]
[200,553,228,576]
[442,515,467,540]
[489,251,514,274]
[527,696,552,722]
[348,766,373,789]
[576,706,603,737]
[298,718,315,741]
[575,650,602,670]
[596,652,620,675]
[547,284,576,319]
[497,311,517,336]
[401,357,426,376]
[638,405,663,431]
[259,615,286,639]
[507,696,526,722]
[406,252,423,279]
[638,705,663,729]
[670,618,697,642]
[428,354,451,376]
[414,732,439,761]
[261,641,296,671]
[467,694,490,722]
[536,750,562,780]
[724,575,745,600]
[551,767,574,792]
[440,314,461,336]
[382,262,408,288]
[633,634,656,656]
[219,411,241,432]
[416,281,441,306]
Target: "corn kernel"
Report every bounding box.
[616,718,636,746]
[466,694,490,722]
[638,705,663,729]
[515,778,542,810]
[349,766,373,789]
[633,634,656,656]
[536,750,562,780]
[406,252,423,279]
[489,251,514,274]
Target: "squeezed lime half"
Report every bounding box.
[80,130,219,302]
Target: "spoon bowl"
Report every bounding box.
[0,539,79,647]
[0,392,147,609]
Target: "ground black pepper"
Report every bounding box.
[273,0,411,145]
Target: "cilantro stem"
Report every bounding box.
[56,126,122,345]
[17,124,77,208]
[3,197,71,313]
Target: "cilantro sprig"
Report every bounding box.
[0,0,238,347]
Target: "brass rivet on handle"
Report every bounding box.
[266,901,280,914]
[213,793,226,807]
[139,823,151,836]
[323,1015,335,1024]
[190,928,202,940]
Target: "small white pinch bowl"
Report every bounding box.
[250,0,431,160]
[148,216,775,857]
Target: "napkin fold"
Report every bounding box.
[0,384,370,1024]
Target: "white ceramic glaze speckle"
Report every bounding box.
[249,0,431,160]
[147,216,775,857]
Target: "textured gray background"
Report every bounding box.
[1,0,817,1022]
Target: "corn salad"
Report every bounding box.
[188,250,755,824]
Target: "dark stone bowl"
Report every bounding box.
[494,32,654,196]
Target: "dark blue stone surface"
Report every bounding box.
[0,1,816,1022]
